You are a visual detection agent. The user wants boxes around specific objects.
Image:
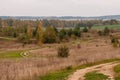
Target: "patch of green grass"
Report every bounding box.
[0,37,16,41]
[37,59,120,80]
[37,70,73,80]
[114,64,120,80]
[84,71,109,80]
[115,76,120,80]
[92,24,120,30]
[114,64,120,73]
[0,51,22,58]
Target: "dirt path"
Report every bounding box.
[20,51,29,57]
[68,62,120,80]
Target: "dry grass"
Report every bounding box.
[0,33,120,80]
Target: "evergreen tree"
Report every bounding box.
[83,27,88,32]
[59,29,66,40]
[67,28,73,37]
[103,27,109,36]
[73,26,81,37]
[43,26,56,43]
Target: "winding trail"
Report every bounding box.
[68,62,120,80]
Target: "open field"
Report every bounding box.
[92,25,120,30]
[1,0,120,79]
[0,38,120,80]
[0,25,120,80]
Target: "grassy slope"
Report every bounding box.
[114,64,120,80]
[37,59,120,80]
[84,71,109,80]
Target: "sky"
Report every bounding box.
[0,0,120,16]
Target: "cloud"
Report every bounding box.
[0,0,120,16]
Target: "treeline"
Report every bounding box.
[17,22,82,46]
[0,19,119,37]
[0,19,119,45]
[0,18,119,28]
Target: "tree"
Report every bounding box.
[86,22,93,29]
[17,34,30,47]
[73,26,81,37]
[98,31,103,36]
[43,26,56,43]
[103,27,109,36]
[36,22,44,45]
[26,25,32,39]
[110,19,118,25]
[67,28,73,37]
[59,29,67,40]
[53,26,58,36]
[83,27,88,32]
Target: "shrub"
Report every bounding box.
[114,64,120,80]
[111,38,119,48]
[59,29,67,40]
[73,26,81,37]
[58,45,69,58]
[103,27,110,36]
[66,65,72,70]
[98,31,103,36]
[83,27,88,32]
[17,34,31,44]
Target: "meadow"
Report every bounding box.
[0,24,120,80]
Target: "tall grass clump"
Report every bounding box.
[57,45,69,58]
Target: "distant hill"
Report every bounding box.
[0,15,120,20]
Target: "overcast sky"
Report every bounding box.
[0,0,120,16]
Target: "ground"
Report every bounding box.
[68,62,120,80]
[0,29,120,80]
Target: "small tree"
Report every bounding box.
[83,27,88,32]
[98,31,103,36]
[43,26,57,43]
[53,27,58,36]
[36,22,44,45]
[111,38,119,48]
[27,25,32,39]
[58,45,69,58]
[73,26,81,37]
[59,29,67,40]
[17,34,30,47]
[103,27,109,36]
[67,28,73,37]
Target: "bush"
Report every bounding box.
[83,27,88,32]
[111,38,120,48]
[103,27,110,36]
[98,31,103,36]
[59,29,67,40]
[114,64,120,80]
[58,45,69,58]
[73,26,81,37]
[17,34,31,44]
[66,65,72,70]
